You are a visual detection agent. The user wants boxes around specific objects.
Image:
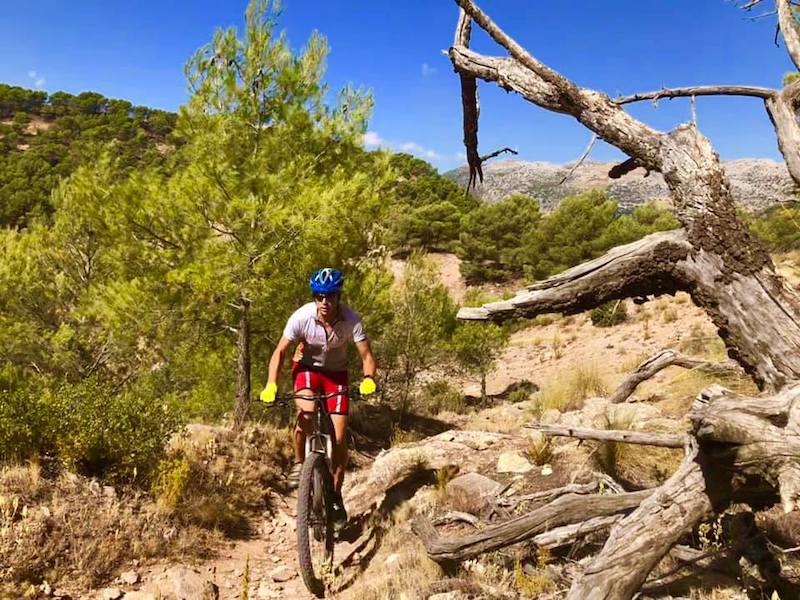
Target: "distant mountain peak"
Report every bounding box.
[445,158,794,212]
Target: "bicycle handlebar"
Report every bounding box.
[265,387,378,406]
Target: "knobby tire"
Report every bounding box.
[296,452,334,597]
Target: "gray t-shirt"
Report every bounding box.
[282,302,367,371]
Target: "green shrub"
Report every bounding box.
[0,386,54,462]
[417,380,466,415]
[0,376,182,484]
[48,377,183,483]
[590,300,628,327]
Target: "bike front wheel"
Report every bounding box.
[296,451,334,597]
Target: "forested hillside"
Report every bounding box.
[0,84,176,226]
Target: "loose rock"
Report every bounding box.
[269,565,296,583]
[496,452,533,474]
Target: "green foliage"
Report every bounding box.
[0,1,394,480]
[448,321,510,402]
[590,300,628,327]
[417,380,466,415]
[385,153,479,252]
[456,191,678,285]
[375,252,457,413]
[458,193,541,282]
[522,191,679,280]
[748,203,800,251]
[0,376,182,483]
[0,83,176,227]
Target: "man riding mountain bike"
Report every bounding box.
[260,267,377,530]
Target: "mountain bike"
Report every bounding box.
[276,388,364,598]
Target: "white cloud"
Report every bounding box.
[456,151,467,161]
[398,141,442,161]
[421,63,436,77]
[27,70,46,89]
[363,130,446,163]
[362,130,385,148]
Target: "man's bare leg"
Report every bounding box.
[329,413,348,493]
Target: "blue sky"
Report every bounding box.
[0,1,793,171]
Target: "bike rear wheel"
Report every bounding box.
[296,452,334,597]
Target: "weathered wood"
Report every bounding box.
[411,488,652,563]
[531,514,623,549]
[527,423,687,448]
[690,383,800,511]
[496,479,603,508]
[765,81,800,187]
[431,511,480,528]
[777,0,800,70]
[615,84,776,105]
[608,349,743,404]
[457,230,690,321]
[566,441,713,599]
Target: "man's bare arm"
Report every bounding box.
[267,336,293,385]
[355,339,376,378]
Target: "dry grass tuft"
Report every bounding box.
[0,462,216,594]
[525,436,554,467]
[593,413,683,489]
[339,510,442,600]
[152,422,293,535]
[534,362,607,413]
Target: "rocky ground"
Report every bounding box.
[43,252,800,600]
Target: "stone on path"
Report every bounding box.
[149,565,219,600]
[496,451,533,474]
[119,571,140,585]
[446,472,502,498]
[98,588,122,600]
[269,565,296,583]
[121,593,158,600]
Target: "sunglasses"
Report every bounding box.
[313,293,339,302]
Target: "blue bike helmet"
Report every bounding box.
[309,268,344,294]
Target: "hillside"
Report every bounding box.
[445,158,795,213]
[0,83,176,227]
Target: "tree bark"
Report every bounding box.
[777,0,800,70]
[566,442,713,599]
[412,488,652,563]
[445,3,800,596]
[233,297,251,431]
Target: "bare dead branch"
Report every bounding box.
[431,511,481,528]
[559,134,598,184]
[531,515,624,550]
[458,230,691,322]
[615,84,776,105]
[527,423,687,448]
[566,440,713,599]
[496,480,603,509]
[412,488,652,563]
[451,1,664,171]
[608,156,648,179]
[479,146,518,162]
[609,349,744,403]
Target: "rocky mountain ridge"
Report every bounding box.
[445,158,796,213]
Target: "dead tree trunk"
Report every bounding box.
[437,1,800,597]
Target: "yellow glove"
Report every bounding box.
[359,376,376,396]
[260,382,277,404]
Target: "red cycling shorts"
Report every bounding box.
[292,361,350,415]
